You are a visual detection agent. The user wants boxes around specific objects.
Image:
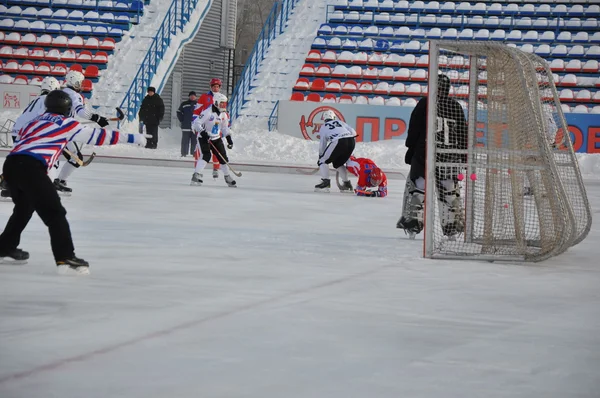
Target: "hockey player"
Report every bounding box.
[194,78,225,179]
[315,110,357,192]
[345,156,388,197]
[397,74,468,238]
[1,77,61,199]
[0,90,147,274]
[54,70,116,194]
[190,93,236,187]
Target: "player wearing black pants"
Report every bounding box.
[198,134,231,167]
[0,155,74,262]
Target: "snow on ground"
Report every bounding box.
[0,163,599,398]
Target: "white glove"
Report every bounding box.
[131,133,150,147]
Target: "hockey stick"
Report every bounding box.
[296,167,320,175]
[63,149,96,167]
[80,107,125,125]
[208,140,242,178]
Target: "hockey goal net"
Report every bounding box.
[424,41,592,262]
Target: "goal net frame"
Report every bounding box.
[423,40,592,262]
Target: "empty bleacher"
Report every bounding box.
[291,0,600,113]
[0,0,147,98]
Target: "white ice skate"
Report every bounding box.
[190,173,203,186]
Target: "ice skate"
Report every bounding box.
[190,172,203,186]
[0,248,29,264]
[396,216,423,239]
[339,180,353,193]
[53,179,72,196]
[56,255,90,275]
[314,178,331,192]
[0,189,11,201]
[224,175,237,187]
[212,169,219,179]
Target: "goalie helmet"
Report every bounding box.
[45,89,72,117]
[322,110,336,122]
[369,168,383,187]
[40,76,60,93]
[65,70,85,91]
[213,93,228,112]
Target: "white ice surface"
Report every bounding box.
[0,163,599,398]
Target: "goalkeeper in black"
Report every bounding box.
[397,74,468,238]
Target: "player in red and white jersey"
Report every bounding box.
[193,78,225,178]
[0,90,147,275]
[190,93,236,187]
[345,156,388,197]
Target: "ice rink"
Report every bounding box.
[1,163,599,398]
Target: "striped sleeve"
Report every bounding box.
[68,125,126,146]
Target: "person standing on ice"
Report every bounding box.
[190,93,236,187]
[194,78,225,179]
[345,156,388,197]
[54,70,122,195]
[0,90,148,274]
[177,91,197,157]
[1,77,61,199]
[314,110,357,192]
[138,86,165,149]
[396,74,468,239]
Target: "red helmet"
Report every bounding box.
[210,78,222,88]
[369,168,383,187]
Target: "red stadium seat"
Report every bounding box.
[306,50,321,62]
[290,92,304,101]
[13,75,29,85]
[306,93,321,102]
[84,65,99,78]
[293,78,310,91]
[69,64,83,72]
[81,79,93,92]
[35,61,51,75]
[299,64,315,77]
[51,63,67,76]
[99,38,115,51]
[310,78,326,91]
[3,60,19,73]
[322,93,337,103]
[325,79,342,92]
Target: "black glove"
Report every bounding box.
[226,135,233,149]
[91,114,109,127]
[404,147,414,165]
[200,131,209,140]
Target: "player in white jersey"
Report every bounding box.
[1,77,61,199]
[190,93,236,187]
[314,110,357,192]
[54,70,117,194]
[0,90,147,274]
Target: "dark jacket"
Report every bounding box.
[139,94,165,126]
[176,99,197,130]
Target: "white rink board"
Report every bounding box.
[0,163,599,398]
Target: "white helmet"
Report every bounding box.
[41,76,60,93]
[213,93,228,112]
[322,110,336,121]
[65,70,84,91]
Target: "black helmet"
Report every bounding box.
[44,90,72,117]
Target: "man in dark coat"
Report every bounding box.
[138,87,165,149]
[176,91,197,157]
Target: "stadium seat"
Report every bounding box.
[46,49,61,61]
[379,67,394,80]
[383,53,402,66]
[401,54,416,67]
[416,54,429,68]
[314,65,331,77]
[411,69,427,81]
[575,90,591,102]
[363,66,378,79]
[333,25,348,36]
[572,105,589,113]
[69,36,85,49]
[384,97,402,106]
[588,46,600,58]
[325,80,342,92]
[403,98,418,107]
[0,75,14,84]
[290,92,304,101]
[36,34,52,46]
[390,82,406,95]
[311,78,326,91]
[569,45,585,57]
[355,95,369,104]
[540,31,555,42]
[341,39,357,51]
[559,89,574,101]
[13,47,29,59]
[442,28,458,40]
[313,38,326,49]
[342,80,358,93]
[3,60,19,73]
[551,45,568,57]
[560,74,577,87]
[565,60,582,72]
[459,29,474,40]
[328,37,342,50]
[69,64,83,73]
[306,93,321,102]
[322,94,337,104]
[550,59,565,72]
[35,62,51,75]
[427,28,442,39]
[318,24,332,35]
[51,63,67,76]
[13,75,28,85]
[506,30,522,41]
[294,78,310,91]
[594,92,600,103]
[535,45,551,57]
[393,68,410,81]
[368,80,389,96]
[306,50,321,63]
[369,96,385,105]
[380,26,395,37]
[84,65,99,78]
[5,32,21,45]
[339,94,353,104]
[21,33,36,46]
[358,81,373,94]
[561,104,571,113]
[347,66,363,78]
[573,32,589,43]
[99,38,116,51]
[323,50,338,63]
[53,35,69,48]
[368,53,385,65]
[406,83,422,96]
[583,60,599,73]
[300,64,315,77]
[592,106,600,114]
